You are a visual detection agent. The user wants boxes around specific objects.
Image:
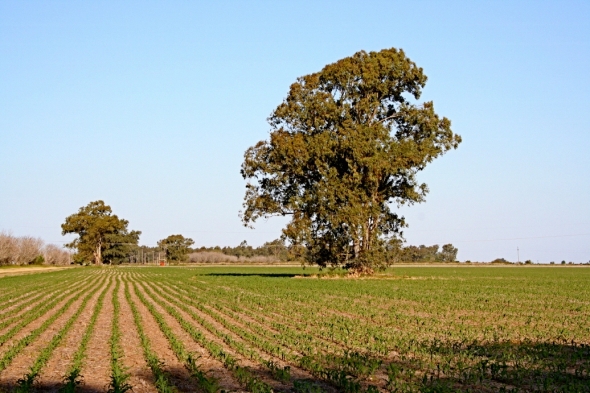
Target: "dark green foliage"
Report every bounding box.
[264,360,291,382]
[107,369,133,393]
[61,200,140,265]
[241,48,461,272]
[491,258,512,264]
[58,368,82,393]
[108,281,132,393]
[293,380,325,393]
[30,255,44,265]
[395,243,459,263]
[439,244,458,262]
[158,234,194,263]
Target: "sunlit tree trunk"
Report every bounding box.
[94,239,102,265]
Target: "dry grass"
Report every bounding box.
[188,251,278,264]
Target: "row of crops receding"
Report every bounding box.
[0,266,589,392]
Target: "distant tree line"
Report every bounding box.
[192,240,459,264]
[0,232,71,266]
[193,239,294,262]
[395,243,458,263]
[58,201,463,266]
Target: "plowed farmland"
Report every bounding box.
[0,267,588,393]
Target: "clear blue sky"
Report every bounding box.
[1,1,589,263]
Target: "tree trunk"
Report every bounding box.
[353,238,360,260]
[95,240,102,265]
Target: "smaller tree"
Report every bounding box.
[438,244,458,262]
[158,234,194,263]
[62,200,140,265]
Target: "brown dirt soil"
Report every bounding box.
[115,276,158,393]
[148,281,302,392]
[125,278,202,393]
[77,277,115,392]
[135,280,242,392]
[0,280,100,388]
[33,280,107,391]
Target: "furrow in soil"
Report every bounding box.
[77,276,115,392]
[115,275,158,393]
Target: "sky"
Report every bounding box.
[1,1,589,263]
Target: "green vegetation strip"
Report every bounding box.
[108,278,132,393]
[0,290,61,332]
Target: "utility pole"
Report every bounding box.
[517,247,520,263]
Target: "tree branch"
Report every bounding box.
[376,112,403,124]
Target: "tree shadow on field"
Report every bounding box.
[203,272,308,278]
[0,363,336,393]
[1,343,588,393]
[385,338,590,392]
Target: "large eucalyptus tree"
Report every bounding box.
[241,48,461,272]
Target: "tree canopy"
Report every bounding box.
[396,243,458,263]
[61,200,140,265]
[241,48,461,272]
[158,234,194,263]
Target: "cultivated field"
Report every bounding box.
[0,266,588,393]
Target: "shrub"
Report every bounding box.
[490,258,511,264]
